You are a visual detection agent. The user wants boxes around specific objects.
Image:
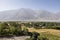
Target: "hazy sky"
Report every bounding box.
[0,0,60,12]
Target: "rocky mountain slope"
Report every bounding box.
[0,8,60,21]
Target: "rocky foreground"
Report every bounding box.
[0,36,30,40]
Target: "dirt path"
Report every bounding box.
[0,36,30,40]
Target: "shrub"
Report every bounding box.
[55,27,60,30]
[29,32,40,40]
[22,28,29,35]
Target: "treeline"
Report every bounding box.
[24,22,60,29]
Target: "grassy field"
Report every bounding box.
[28,28,60,40]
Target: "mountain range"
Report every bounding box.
[0,8,60,22]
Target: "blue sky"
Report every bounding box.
[0,0,60,12]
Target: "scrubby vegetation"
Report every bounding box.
[0,22,29,36]
[0,22,60,40]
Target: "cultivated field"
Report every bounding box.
[28,28,60,40]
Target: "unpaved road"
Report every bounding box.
[0,36,30,40]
